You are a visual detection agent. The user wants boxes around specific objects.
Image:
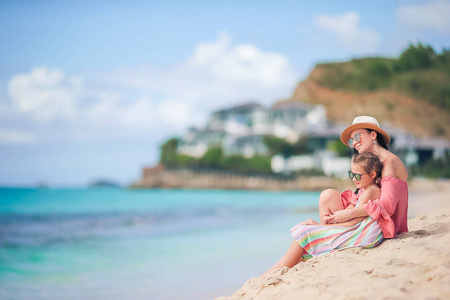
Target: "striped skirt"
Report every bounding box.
[290,217,383,261]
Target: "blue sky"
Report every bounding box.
[1,0,449,187]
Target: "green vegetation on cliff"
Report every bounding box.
[315,44,450,111]
[160,139,272,174]
[159,135,354,175]
[159,134,349,175]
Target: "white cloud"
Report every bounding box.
[4,33,297,145]
[106,32,298,108]
[314,12,380,54]
[189,32,293,87]
[5,68,190,139]
[8,67,82,121]
[397,0,450,33]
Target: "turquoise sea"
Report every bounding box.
[0,188,320,300]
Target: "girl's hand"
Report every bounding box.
[299,218,320,226]
[323,213,334,224]
[324,210,352,224]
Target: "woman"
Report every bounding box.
[321,116,408,238]
[262,116,409,275]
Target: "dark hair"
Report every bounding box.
[353,129,389,154]
[352,152,383,193]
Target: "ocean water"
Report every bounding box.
[0,188,320,300]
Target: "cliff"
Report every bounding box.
[283,48,450,139]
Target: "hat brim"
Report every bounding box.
[340,123,391,146]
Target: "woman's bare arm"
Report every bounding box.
[345,204,355,210]
[325,187,381,225]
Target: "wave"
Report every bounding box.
[0,204,316,248]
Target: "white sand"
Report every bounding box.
[217,179,450,300]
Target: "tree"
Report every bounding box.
[160,138,179,166]
[368,61,392,77]
[396,43,435,71]
[328,139,352,157]
[199,146,224,168]
[291,136,310,155]
[222,155,247,172]
[263,135,311,157]
[263,135,290,157]
[416,153,450,178]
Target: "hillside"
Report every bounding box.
[286,44,450,140]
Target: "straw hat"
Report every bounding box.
[340,116,391,146]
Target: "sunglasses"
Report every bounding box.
[347,133,361,148]
[348,171,368,181]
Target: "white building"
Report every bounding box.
[271,150,351,179]
[178,101,327,158]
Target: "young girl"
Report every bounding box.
[263,152,384,275]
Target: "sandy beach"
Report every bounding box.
[217,179,450,300]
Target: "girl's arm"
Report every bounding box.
[358,186,381,205]
[325,187,381,227]
[324,206,367,224]
[324,218,364,227]
[303,203,357,227]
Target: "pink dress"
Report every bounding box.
[362,176,409,238]
[291,195,383,260]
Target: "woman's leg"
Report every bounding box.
[319,189,344,224]
[262,240,305,276]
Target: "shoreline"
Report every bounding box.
[131,166,355,191]
[132,167,450,193]
[216,179,450,300]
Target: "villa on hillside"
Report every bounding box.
[177,101,327,158]
[177,101,450,178]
